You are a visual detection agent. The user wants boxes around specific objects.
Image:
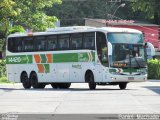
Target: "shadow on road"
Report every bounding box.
[0,87,134,92]
[143,86,160,95]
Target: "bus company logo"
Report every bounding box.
[78,52,93,62]
[8,57,21,63]
[78,53,87,62]
[72,64,82,69]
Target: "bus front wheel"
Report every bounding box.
[30,73,45,89]
[119,82,127,90]
[21,72,31,89]
[86,72,96,90]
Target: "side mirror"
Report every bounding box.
[145,42,155,59]
[108,42,112,56]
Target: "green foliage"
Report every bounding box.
[0,0,62,36]
[0,59,6,78]
[8,25,25,34]
[47,0,134,26]
[13,0,61,31]
[0,0,19,38]
[0,0,61,51]
[0,77,9,83]
[147,59,160,79]
[131,0,160,24]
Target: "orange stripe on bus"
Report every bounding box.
[46,54,52,63]
[37,64,45,73]
[34,54,41,63]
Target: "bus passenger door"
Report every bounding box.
[94,60,103,82]
[96,32,109,82]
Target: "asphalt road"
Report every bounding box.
[0,80,160,114]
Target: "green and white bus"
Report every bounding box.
[6,26,148,89]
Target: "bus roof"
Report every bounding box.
[8,26,142,38]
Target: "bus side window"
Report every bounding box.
[84,32,95,50]
[34,36,46,51]
[15,38,23,52]
[71,33,83,50]
[47,36,57,51]
[23,37,33,52]
[58,35,70,50]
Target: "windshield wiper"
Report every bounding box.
[134,57,142,68]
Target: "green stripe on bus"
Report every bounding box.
[53,53,78,63]
[40,54,47,63]
[27,55,33,63]
[78,53,89,62]
[6,52,95,64]
[6,55,28,64]
[123,68,141,73]
[44,64,50,73]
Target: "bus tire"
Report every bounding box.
[38,83,46,88]
[119,82,127,90]
[30,72,45,89]
[51,83,59,89]
[59,83,71,89]
[21,72,31,89]
[86,72,96,90]
[51,83,71,89]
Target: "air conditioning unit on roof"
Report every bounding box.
[46,26,95,32]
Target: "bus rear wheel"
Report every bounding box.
[30,73,45,89]
[51,83,59,89]
[119,82,127,90]
[21,72,31,89]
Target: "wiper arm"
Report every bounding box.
[134,57,141,68]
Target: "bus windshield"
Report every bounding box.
[107,33,147,68]
[107,32,143,44]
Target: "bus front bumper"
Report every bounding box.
[107,74,147,82]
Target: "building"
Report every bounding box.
[85,18,160,53]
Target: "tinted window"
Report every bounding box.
[58,35,70,50]
[84,32,95,50]
[34,36,46,51]
[96,32,108,66]
[71,33,83,49]
[8,37,34,52]
[8,37,22,52]
[107,33,143,44]
[23,37,34,52]
[47,36,57,50]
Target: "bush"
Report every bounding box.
[0,77,9,83]
[147,59,160,79]
[0,59,6,78]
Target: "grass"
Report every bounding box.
[0,77,10,84]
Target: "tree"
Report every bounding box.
[8,25,25,34]
[131,0,160,24]
[0,0,19,38]
[13,0,62,31]
[47,0,134,26]
[0,0,61,51]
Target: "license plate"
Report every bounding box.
[128,77,134,80]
